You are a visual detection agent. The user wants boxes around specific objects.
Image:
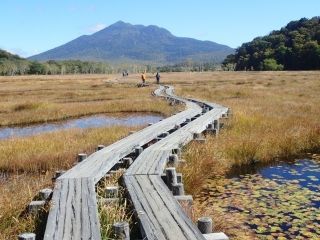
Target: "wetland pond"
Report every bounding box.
[0,113,163,140]
[198,155,320,239]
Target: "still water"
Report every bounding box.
[0,114,163,140]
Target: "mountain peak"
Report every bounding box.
[109,20,131,28]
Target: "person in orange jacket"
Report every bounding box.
[141,72,146,84]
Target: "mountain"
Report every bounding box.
[29,21,233,63]
[223,17,320,70]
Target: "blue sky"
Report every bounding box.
[1,0,319,57]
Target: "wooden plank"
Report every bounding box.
[127,108,226,175]
[124,175,206,240]
[44,178,100,240]
[150,175,206,239]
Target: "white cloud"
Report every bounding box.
[88,23,107,34]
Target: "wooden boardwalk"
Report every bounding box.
[43,85,228,240]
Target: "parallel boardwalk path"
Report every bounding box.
[44,85,228,240]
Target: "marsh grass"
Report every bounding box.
[172,71,319,174]
[0,126,138,173]
[171,71,320,238]
[97,172,133,239]
[0,74,177,126]
[1,71,319,239]
[0,125,137,239]
[0,174,51,240]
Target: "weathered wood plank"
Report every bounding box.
[44,178,100,240]
[126,108,226,175]
[124,175,206,240]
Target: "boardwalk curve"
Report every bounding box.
[43,85,229,240]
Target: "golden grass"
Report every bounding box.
[0,126,138,173]
[97,171,133,239]
[1,71,319,239]
[0,126,136,239]
[173,71,320,190]
[0,174,51,240]
[0,74,175,126]
[0,73,171,239]
[169,71,320,238]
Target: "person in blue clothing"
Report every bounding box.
[155,72,160,84]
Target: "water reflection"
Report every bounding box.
[0,114,163,140]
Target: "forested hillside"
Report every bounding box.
[223,17,320,70]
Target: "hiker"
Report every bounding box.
[141,72,146,84]
[155,72,160,84]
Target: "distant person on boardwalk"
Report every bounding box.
[155,72,160,84]
[141,72,146,84]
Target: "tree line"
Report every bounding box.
[0,48,221,76]
[0,50,116,75]
[157,61,220,72]
[223,17,320,71]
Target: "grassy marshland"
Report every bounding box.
[0,73,176,239]
[172,71,319,193]
[0,72,319,239]
[170,71,320,239]
[0,125,138,239]
[0,74,175,127]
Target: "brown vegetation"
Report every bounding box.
[0,74,175,126]
[170,71,320,238]
[0,71,319,239]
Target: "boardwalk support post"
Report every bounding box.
[52,170,65,182]
[123,157,133,168]
[168,154,179,165]
[197,217,213,234]
[28,201,45,214]
[172,183,185,196]
[176,173,183,183]
[134,147,143,157]
[113,221,130,240]
[38,188,52,201]
[97,145,105,151]
[172,148,181,156]
[77,153,87,163]
[165,167,177,190]
[193,132,206,143]
[105,186,119,198]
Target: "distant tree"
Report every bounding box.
[29,61,45,74]
[262,59,284,71]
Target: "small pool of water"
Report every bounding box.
[0,114,163,140]
[199,156,320,239]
